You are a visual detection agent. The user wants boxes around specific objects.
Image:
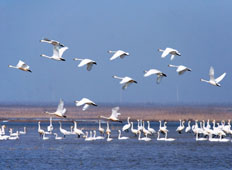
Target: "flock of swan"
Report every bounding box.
[5,38,229,143]
[1,118,232,143]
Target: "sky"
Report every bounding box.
[1,0,232,105]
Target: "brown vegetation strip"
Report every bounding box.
[0,106,232,121]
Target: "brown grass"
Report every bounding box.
[0,105,232,121]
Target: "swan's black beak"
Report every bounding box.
[28,70,32,73]
[60,58,66,61]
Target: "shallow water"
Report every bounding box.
[0,121,232,170]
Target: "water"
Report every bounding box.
[0,121,232,170]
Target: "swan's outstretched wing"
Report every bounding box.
[17,60,30,69]
[110,50,125,60]
[58,47,68,57]
[82,104,90,111]
[209,66,215,81]
[161,48,171,58]
[56,99,65,113]
[215,73,226,83]
[87,63,93,71]
[156,75,163,84]
[111,107,120,118]
[144,69,160,77]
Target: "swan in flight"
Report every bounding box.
[73,58,97,71]
[75,98,97,111]
[122,117,131,132]
[8,60,32,72]
[40,38,65,47]
[108,50,129,61]
[168,64,191,75]
[200,66,226,87]
[112,76,137,90]
[100,106,122,123]
[144,69,167,84]
[45,99,67,118]
[40,45,68,61]
[158,47,181,60]
[118,130,129,140]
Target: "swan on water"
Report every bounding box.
[118,130,129,140]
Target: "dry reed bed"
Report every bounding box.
[0,105,231,121]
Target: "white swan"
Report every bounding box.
[40,45,68,61]
[93,130,104,140]
[164,132,175,141]
[38,121,45,136]
[9,128,19,137]
[8,60,32,72]
[176,120,185,134]
[9,134,19,140]
[112,75,137,90]
[195,132,207,141]
[42,133,49,140]
[98,120,105,136]
[122,117,131,132]
[159,121,168,134]
[0,125,6,135]
[105,121,111,135]
[147,121,156,134]
[138,131,151,141]
[40,38,65,47]
[185,121,191,133]
[59,121,72,137]
[19,127,26,135]
[45,99,67,118]
[168,64,191,75]
[200,66,226,87]
[75,98,97,111]
[144,69,167,84]
[118,130,129,140]
[100,106,122,122]
[130,122,139,135]
[108,50,129,61]
[158,47,181,60]
[106,133,113,142]
[53,133,63,140]
[73,58,97,71]
[157,131,165,141]
[85,131,94,141]
[142,121,152,135]
[73,121,84,138]
[47,117,53,134]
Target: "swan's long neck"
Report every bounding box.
[147,121,150,128]
[41,54,51,59]
[100,116,108,119]
[159,121,162,129]
[118,131,121,138]
[50,117,52,125]
[200,79,209,83]
[127,117,130,124]
[168,64,178,68]
[157,132,160,139]
[8,65,17,69]
[113,76,123,80]
[73,58,83,61]
[99,121,101,128]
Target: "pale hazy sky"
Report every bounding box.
[1,0,232,104]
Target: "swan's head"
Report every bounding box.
[125,52,129,56]
[176,52,181,56]
[216,83,221,87]
[187,68,192,72]
[158,48,163,52]
[40,54,46,57]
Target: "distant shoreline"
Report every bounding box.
[0,105,231,121]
